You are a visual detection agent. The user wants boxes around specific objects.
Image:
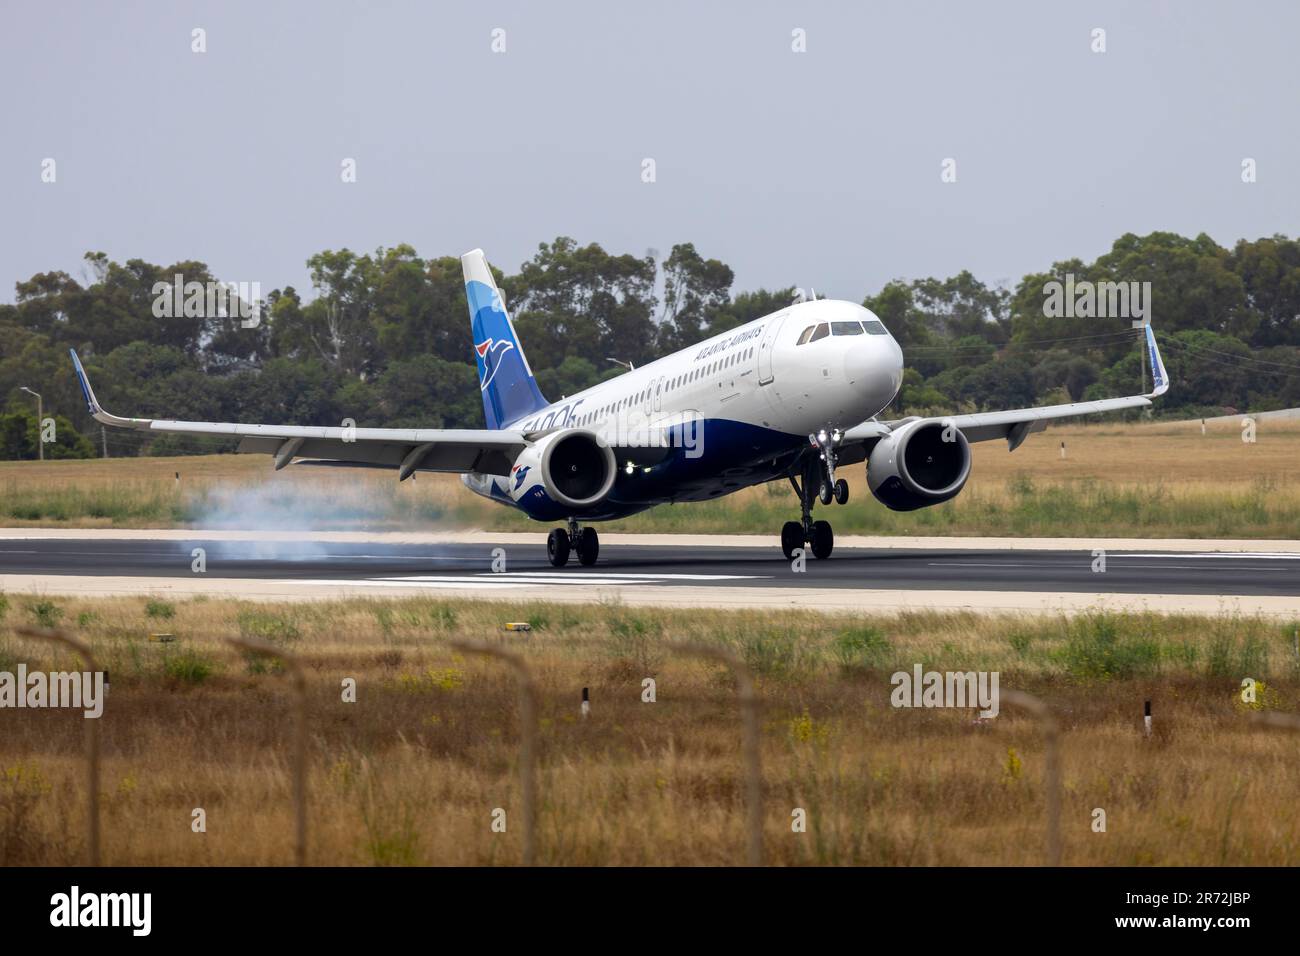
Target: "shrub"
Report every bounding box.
[1059,613,1160,680]
[832,625,893,672]
[26,600,63,628]
[163,650,215,685]
[145,599,175,620]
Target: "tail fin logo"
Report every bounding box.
[474,337,516,392]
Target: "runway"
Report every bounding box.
[2,530,1299,615]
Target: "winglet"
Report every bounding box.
[1143,325,1169,398]
[69,349,153,429]
[70,349,100,416]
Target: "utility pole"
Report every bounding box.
[101,425,109,459]
[19,386,42,461]
[1139,327,1146,395]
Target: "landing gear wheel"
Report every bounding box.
[576,528,600,566]
[834,478,849,505]
[780,520,803,559]
[547,528,571,567]
[810,520,834,559]
[819,481,834,505]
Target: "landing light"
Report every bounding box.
[624,461,635,475]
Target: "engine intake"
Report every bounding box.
[867,420,971,512]
[523,429,617,510]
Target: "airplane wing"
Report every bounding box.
[70,350,528,477]
[842,324,1170,454]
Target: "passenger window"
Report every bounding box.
[796,325,816,345]
[863,319,888,335]
[832,321,865,336]
[809,323,830,342]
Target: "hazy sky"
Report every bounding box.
[3,0,1297,304]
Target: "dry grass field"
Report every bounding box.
[1,417,1298,538]
[2,593,1299,865]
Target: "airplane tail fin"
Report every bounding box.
[461,249,549,430]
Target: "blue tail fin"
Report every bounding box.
[461,249,549,430]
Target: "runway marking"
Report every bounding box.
[1120,552,1300,560]
[375,572,763,585]
[299,578,518,590]
[295,570,766,591]
[929,560,1296,573]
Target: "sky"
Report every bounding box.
[2,0,1298,304]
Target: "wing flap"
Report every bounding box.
[945,395,1151,444]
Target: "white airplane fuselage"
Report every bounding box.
[463,299,905,521]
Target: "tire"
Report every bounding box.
[780,520,803,560]
[810,520,834,559]
[834,478,849,505]
[577,527,600,566]
[818,481,833,505]
[547,528,571,567]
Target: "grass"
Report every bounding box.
[1,417,1299,537]
[1,594,1299,865]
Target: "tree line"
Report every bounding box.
[2,231,1299,459]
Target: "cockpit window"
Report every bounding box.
[796,325,816,345]
[863,319,888,335]
[832,321,864,336]
[808,322,830,342]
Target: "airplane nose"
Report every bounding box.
[844,337,904,407]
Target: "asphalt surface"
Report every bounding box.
[2,537,1298,596]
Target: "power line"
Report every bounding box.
[905,329,1137,354]
[1159,337,1300,371]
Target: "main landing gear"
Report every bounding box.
[781,429,848,561]
[547,519,600,568]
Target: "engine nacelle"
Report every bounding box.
[867,420,971,512]
[509,428,618,511]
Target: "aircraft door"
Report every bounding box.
[756,312,787,385]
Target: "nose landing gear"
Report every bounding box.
[782,471,835,560]
[781,430,847,560]
[547,520,600,567]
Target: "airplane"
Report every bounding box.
[69,248,1170,568]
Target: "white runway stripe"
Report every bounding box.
[294,570,765,590]
[1120,552,1300,560]
[380,572,763,582]
[298,578,518,590]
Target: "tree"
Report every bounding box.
[509,237,658,369]
[0,410,95,460]
[656,243,733,351]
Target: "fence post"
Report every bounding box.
[450,640,539,866]
[1001,689,1061,866]
[226,637,308,866]
[672,642,763,866]
[17,626,101,866]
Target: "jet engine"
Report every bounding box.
[866,420,971,512]
[509,428,618,510]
